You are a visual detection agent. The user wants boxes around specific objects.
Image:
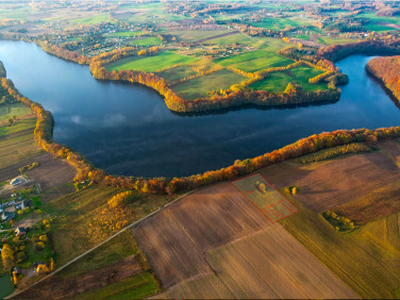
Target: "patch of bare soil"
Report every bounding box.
[16,255,142,299]
[132,182,272,289]
[260,141,400,214]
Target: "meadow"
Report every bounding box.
[215,49,293,72]
[74,272,159,300]
[172,69,247,100]
[0,118,44,169]
[250,66,326,92]
[128,36,162,47]
[0,102,33,123]
[167,30,231,42]
[105,52,197,73]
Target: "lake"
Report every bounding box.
[0,40,399,177]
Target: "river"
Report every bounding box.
[0,40,399,177]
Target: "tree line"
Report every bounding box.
[366,56,400,103]
[3,73,400,194]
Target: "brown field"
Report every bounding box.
[132,182,272,289]
[0,153,76,201]
[155,225,357,299]
[259,141,400,221]
[132,182,356,299]
[16,255,143,299]
[25,153,76,202]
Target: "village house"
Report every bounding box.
[15,227,26,237]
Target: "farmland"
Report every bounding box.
[2,0,400,298]
[173,69,247,100]
[105,52,198,73]
[132,181,356,299]
[250,66,326,92]
[215,49,293,73]
[16,230,160,299]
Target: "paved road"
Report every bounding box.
[5,190,194,299]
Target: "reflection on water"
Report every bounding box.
[0,41,399,177]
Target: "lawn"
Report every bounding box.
[173,69,247,100]
[167,30,230,42]
[0,102,32,122]
[128,36,162,47]
[0,118,43,169]
[203,32,255,45]
[74,272,159,300]
[71,14,112,25]
[157,65,197,84]
[248,17,313,30]
[249,66,326,92]
[105,31,143,38]
[275,193,400,299]
[105,52,198,73]
[215,49,293,72]
[0,274,13,299]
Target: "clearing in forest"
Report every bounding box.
[232,173,297,222]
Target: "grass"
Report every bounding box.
[167,30,230,42]
[173,69,247,100]
[105,31,143,38]
[250,66,326,92]
[215,49,293,72]
[0,273,13,299]
[59,231,143,278]
[105,52,198,73]
[0,118,44,169]
[41,185,169,266]
[128,37,162,47]
[248,17,314,30]
[41,186,121,265]
[73,272,159,300]
[317,36,360,45]
[0,102,32,122]
[157,65,197,83]
[275,193,400,299]
[203,32,255,45]
[295,143,372,164]
[71,14,112,25]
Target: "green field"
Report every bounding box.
[105,31,143,38]
[106,52,198,73]
[74,272,159,300]
[129,37,162,46]
[71,14,112,25]
[250,66,326,92]
[0,102,32,122]
[60,231,144,278]
[358,12,400,32]
[42,186,169,266]
[167,30,231,42]
[215,49,293,72]
[232,173,297,222]
[0,118,43,169]
[248,17,315,30]
[0,274,13,299]
[173,69,247,100]
[203,32,255,45]
[274,192,400,299]
[157,65,197,83]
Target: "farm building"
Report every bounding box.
[11,177,23,186]
[1,211,15,221]
[15,227,26,237]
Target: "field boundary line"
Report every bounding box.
[5,189,196,299]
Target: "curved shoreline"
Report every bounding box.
[1,39,400,194]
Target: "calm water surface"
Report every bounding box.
[0,40,399,177]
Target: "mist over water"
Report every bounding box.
[0,40,399,177]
